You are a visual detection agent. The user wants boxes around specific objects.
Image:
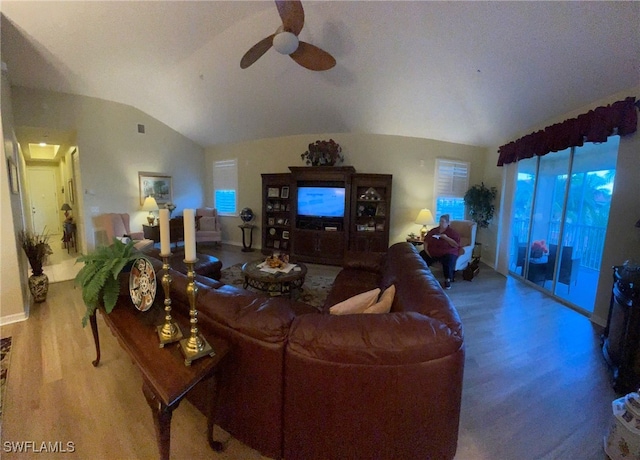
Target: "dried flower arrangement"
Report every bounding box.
[301,139,344,166]
[18,229,53,275]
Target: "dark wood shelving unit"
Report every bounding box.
[260,167,392,265]
[350,174,392,253]
[261,173,293,255]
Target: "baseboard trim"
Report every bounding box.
[0,311,29,326]
[590,314,607,328]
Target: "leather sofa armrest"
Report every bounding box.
[343,251,386,272]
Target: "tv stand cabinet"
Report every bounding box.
[261,167,392,265]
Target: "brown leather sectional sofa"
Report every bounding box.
[152,242,465,459]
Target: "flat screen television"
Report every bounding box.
[297,186,345,218]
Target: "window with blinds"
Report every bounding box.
[433,159,469,220]
[213,159,237,215]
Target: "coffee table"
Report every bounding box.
[241,260,307,298]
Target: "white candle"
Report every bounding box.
[184,209,197,261]
[159,209,170,255]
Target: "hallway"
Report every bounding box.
[42,232,81,283]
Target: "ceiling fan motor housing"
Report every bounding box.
[273,31,299,55]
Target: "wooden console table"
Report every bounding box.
[89,298,230,459]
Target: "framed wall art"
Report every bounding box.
[268,187,280,198]
[139,172,172,205]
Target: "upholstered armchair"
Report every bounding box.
[195,208,222,246]
[94,213,154,251]
[450,220,477,271]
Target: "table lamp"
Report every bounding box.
[415,208,435,238]
[61,203,72,219]
[142,196,159,225]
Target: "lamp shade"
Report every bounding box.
[142,196,159,211]
[61,203,72,212]
[415,209,435,226]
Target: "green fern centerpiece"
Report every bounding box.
[75,239,141,327]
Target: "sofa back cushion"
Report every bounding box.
[382,243,462,333]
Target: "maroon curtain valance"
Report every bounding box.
[497,96,639,166]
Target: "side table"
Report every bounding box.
[63,221,77,253]
[89,298,230,459]
[143,224,161,243]
[406,237,423,246]
[239,223,256,252]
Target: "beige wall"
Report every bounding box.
[2,86,205,324]
[1,68,28,323]
[205,133,489,248]
[11,87,205,250]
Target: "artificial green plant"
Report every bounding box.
[463,182,498,229]
[74,238,141,327]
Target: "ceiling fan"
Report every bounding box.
[240,0,336,71]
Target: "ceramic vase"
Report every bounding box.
[28,272,49,303]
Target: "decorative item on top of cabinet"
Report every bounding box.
[350,174,392,253]
[261,173,293,255]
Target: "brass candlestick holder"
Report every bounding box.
[157,253,183,347]
[179,259,215,366]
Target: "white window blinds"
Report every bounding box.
[213,159,237,215]
[434,159,470,220]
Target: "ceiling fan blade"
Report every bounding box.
[240,35,275,69]
[275,0,304,36]
[290,41,336,71]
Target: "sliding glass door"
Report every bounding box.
[509,137,619,314]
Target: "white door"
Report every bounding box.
[27,167,60,234]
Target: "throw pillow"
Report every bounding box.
[329,288,381,315]
[363,284,395,314]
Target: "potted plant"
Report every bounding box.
[74,238,142,327]
[18,229,53,302]
[301,139,344,166]
[464,182,498,229]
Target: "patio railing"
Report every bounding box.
[512,219,606,271]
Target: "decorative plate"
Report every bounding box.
[129,258,157,312]
[269,227,276,236]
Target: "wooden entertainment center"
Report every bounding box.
[261,166,392,265]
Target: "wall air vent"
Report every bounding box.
[137,124,145,134]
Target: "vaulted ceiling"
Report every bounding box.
[1,1,638,153]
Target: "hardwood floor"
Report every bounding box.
[1,244,616,459]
